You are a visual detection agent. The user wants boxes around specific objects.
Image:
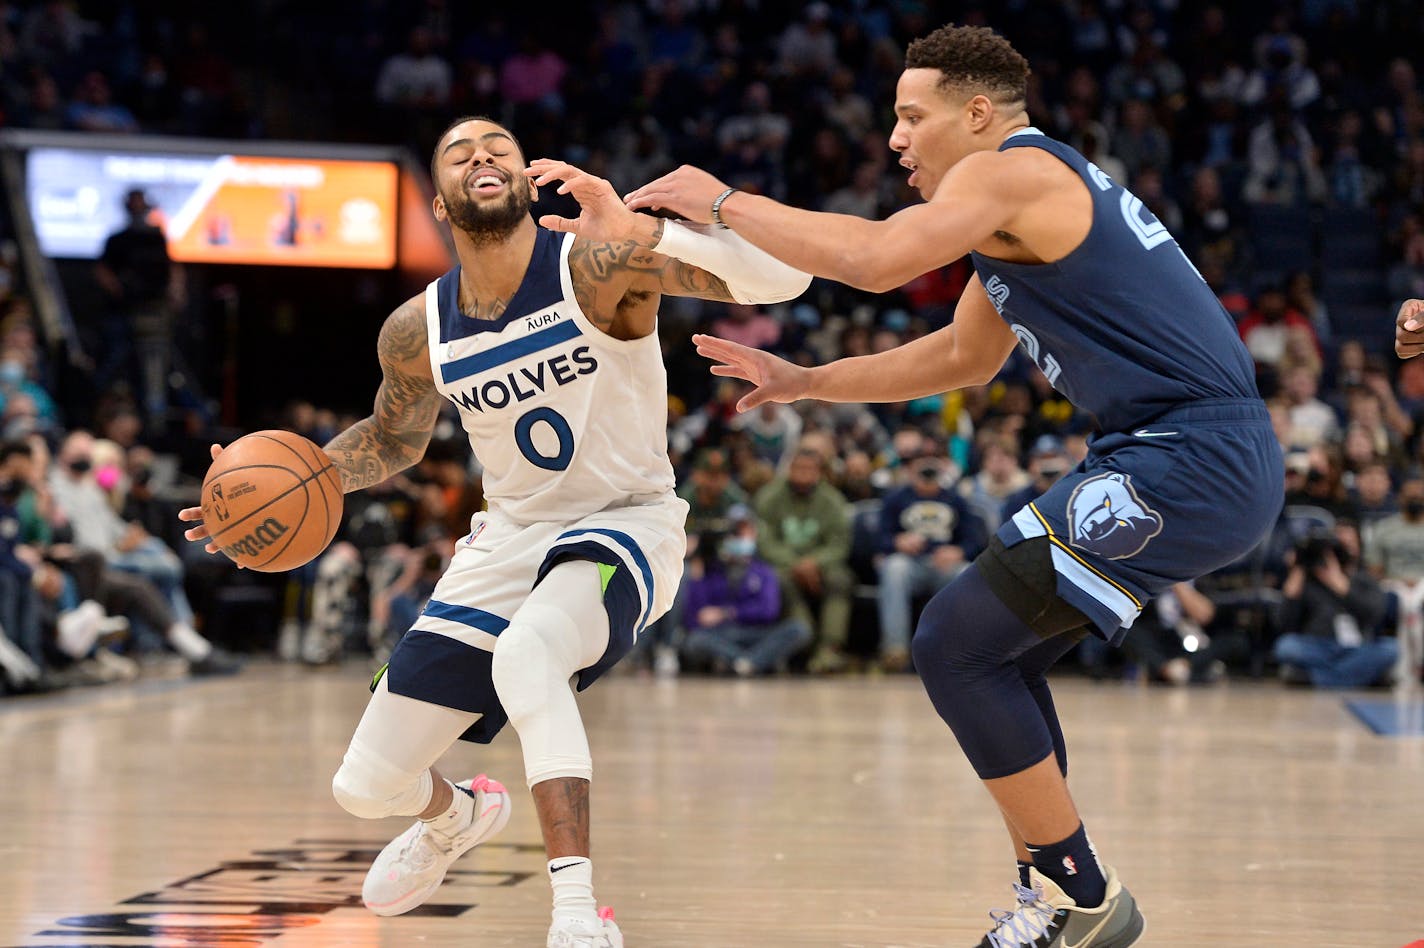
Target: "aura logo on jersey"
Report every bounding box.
[447,346,598,413]
[1066,472,1163,559]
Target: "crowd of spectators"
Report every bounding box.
[3,1,1424,696]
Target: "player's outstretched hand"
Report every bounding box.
[526,159,649,243]
[624,166,731,224]
[1396,299,1424,359]
[692,333,811,412]
[178,443,224,554]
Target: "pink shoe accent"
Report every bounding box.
[469,774,506,794]
[598,907,615,922]
[387,870,398,881]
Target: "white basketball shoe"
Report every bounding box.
[548,907,623,947]
[362,774,511,916]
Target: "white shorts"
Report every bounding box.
[380,494,688,743]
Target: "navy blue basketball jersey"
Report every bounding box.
[969,129,1258,433]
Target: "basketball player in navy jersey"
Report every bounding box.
[547,23,1284,948]
[181,116,810,947]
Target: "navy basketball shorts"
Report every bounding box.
[997,399,1283,645]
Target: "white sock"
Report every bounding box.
[167,623,212,661]
[422,779,473,837]
[547,856,597,924]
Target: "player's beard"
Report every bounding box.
[443,180,531,246]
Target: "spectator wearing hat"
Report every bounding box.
[875,451,986,672]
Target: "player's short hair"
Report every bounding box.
[905,24,1030,105]
[429,115,525,178]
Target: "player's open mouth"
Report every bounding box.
[469,171,508,194]
[900,158,920,187]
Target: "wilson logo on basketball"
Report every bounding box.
[209,483,230,521]
[219,516,290,560]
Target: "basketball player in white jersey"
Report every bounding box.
[180,116,810,947]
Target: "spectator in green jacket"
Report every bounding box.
[753,446,852,672]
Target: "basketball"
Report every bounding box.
[200,429,344,572]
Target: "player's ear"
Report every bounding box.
[967,93,994,131]
[432,194,447,223]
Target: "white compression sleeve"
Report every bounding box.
[652,219,813,304]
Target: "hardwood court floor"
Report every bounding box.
[2,664,1420,947]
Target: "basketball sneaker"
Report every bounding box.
[975,865,1144,947]
[548,906,623,947]
[362,775,511,916]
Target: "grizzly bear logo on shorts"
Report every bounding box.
[1066,472,1163,560]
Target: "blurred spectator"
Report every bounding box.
[65,71,138,133]
[1114,98,1172,178]
[1238,286,1318,368]
[959,435,1030,530]
[777,3,837,77]
[732,401,803,469]
[1244,105,1327,205]
[875,452,985,672]
[500,32,567,113]
[94,189,185,424]
[681,514,810,676]
[679,447,748,541]
[754,447,851,673]
[710,303,782,351]
[1275,525,1396,687]
[1281,366,1338,447]
[1365,477,1424,684]
[1004,435,1074,514]
[1122,582,1234,685]
[375,27,451,111]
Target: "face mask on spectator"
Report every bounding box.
[94,464,122,491]
[1406,499,1424,518]
[0,362,22,387]
[67,458,92,475]
[722,536,756,559]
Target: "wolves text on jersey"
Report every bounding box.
[446,346,599,413]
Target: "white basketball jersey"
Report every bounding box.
[423,229,676,524]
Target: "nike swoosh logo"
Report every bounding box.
[1132,429,1178,438]
[1063,909,1115,948]
[550,861,583,873]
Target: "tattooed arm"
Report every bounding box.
[567,234,735,338]
[325,297,443,493]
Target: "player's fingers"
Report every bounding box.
[737,389,772,412]
[692,333,755,363]
[177,505,203,522]
[625,189,673,211]
[708,364,752,380]
[1400,299,1424,332]
[209,443,223,459]
[537,214,579,233]
[1397,341,1424,359]
[184,524,210,542]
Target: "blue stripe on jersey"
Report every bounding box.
[421,599,511,635]
[438,228,566,342]
[440,319,583,384]
[556,527,655,632]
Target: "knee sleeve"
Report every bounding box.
[912,565,1069,780]
[331,738,435,820]
[492,598,603,787]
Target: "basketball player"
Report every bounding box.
[571,23,1282,948]
[180,116,810,947]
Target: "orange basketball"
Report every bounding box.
[200,429,344,572]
